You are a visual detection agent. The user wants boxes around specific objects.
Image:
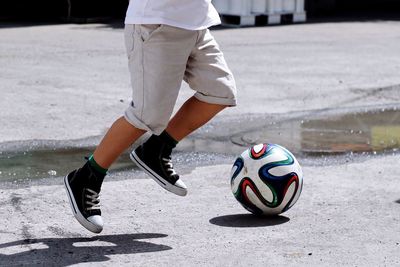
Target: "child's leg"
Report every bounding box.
[130,96,226,198]
[93,116,145,169]
[131,97,228,197]
[64,116,144,234]
[166,96,226,141]
[132,28,237,197]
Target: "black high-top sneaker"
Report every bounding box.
[130,132,187,196]
[64,161,105,233]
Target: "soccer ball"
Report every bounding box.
[230,143,303,216]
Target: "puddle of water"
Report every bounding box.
[300,109,400,154]
[0,148,134,182]
[181,108,400,156]
[0,147,231,182]
[1,108,399,182]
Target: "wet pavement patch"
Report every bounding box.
[297,108,400,155]
[0,148,231,182]
[183,107,400,157]
[0,148,135,182]
[0,107,399,182]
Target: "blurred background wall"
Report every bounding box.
[0,0,128,22]
[307,0,400,16]
[0,0,399,22]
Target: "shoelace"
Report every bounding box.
[85,188,100,211]
[161,157,177,176]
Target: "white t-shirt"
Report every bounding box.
[125,0,221,30]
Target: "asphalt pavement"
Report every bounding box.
[0,20,399,266]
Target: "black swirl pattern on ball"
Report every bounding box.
[230,157,244,186]
[258,146,300,209]
[233,177,264,216]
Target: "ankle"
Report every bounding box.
[159,130,178,148]
[88,155,108,176]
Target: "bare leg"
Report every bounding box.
[92,97,226,169]
[128,96,228,196]
[166,96,227,141]
[93,116,145,169]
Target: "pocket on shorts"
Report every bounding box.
[139,24,163,43]
[124,24,135,56]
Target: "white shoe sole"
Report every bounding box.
[64,175,103,233]
[130,151,187,196]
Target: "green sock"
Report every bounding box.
[88,154,108,175]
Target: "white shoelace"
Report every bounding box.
[85,188,100,211]
[161,158,177,176]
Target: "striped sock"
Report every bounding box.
[88,154,108,175]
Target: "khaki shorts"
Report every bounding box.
[124,24,237,134]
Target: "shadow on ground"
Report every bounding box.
[209,214,290,227]
[0,233,171,266]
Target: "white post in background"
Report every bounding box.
[294,0,306,22]
[296,0,305,12]
[273,0,283,13]
[283,0,296,13]
[267,0,282,24]
[213,0,306,26]
[213,0,252,15]
[213,0,256,25]
[251,0,267,14]
[229,0,243,15]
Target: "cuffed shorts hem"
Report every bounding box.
[124,24,237,132]
[194,92,237,107]
[124,111,164,135]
